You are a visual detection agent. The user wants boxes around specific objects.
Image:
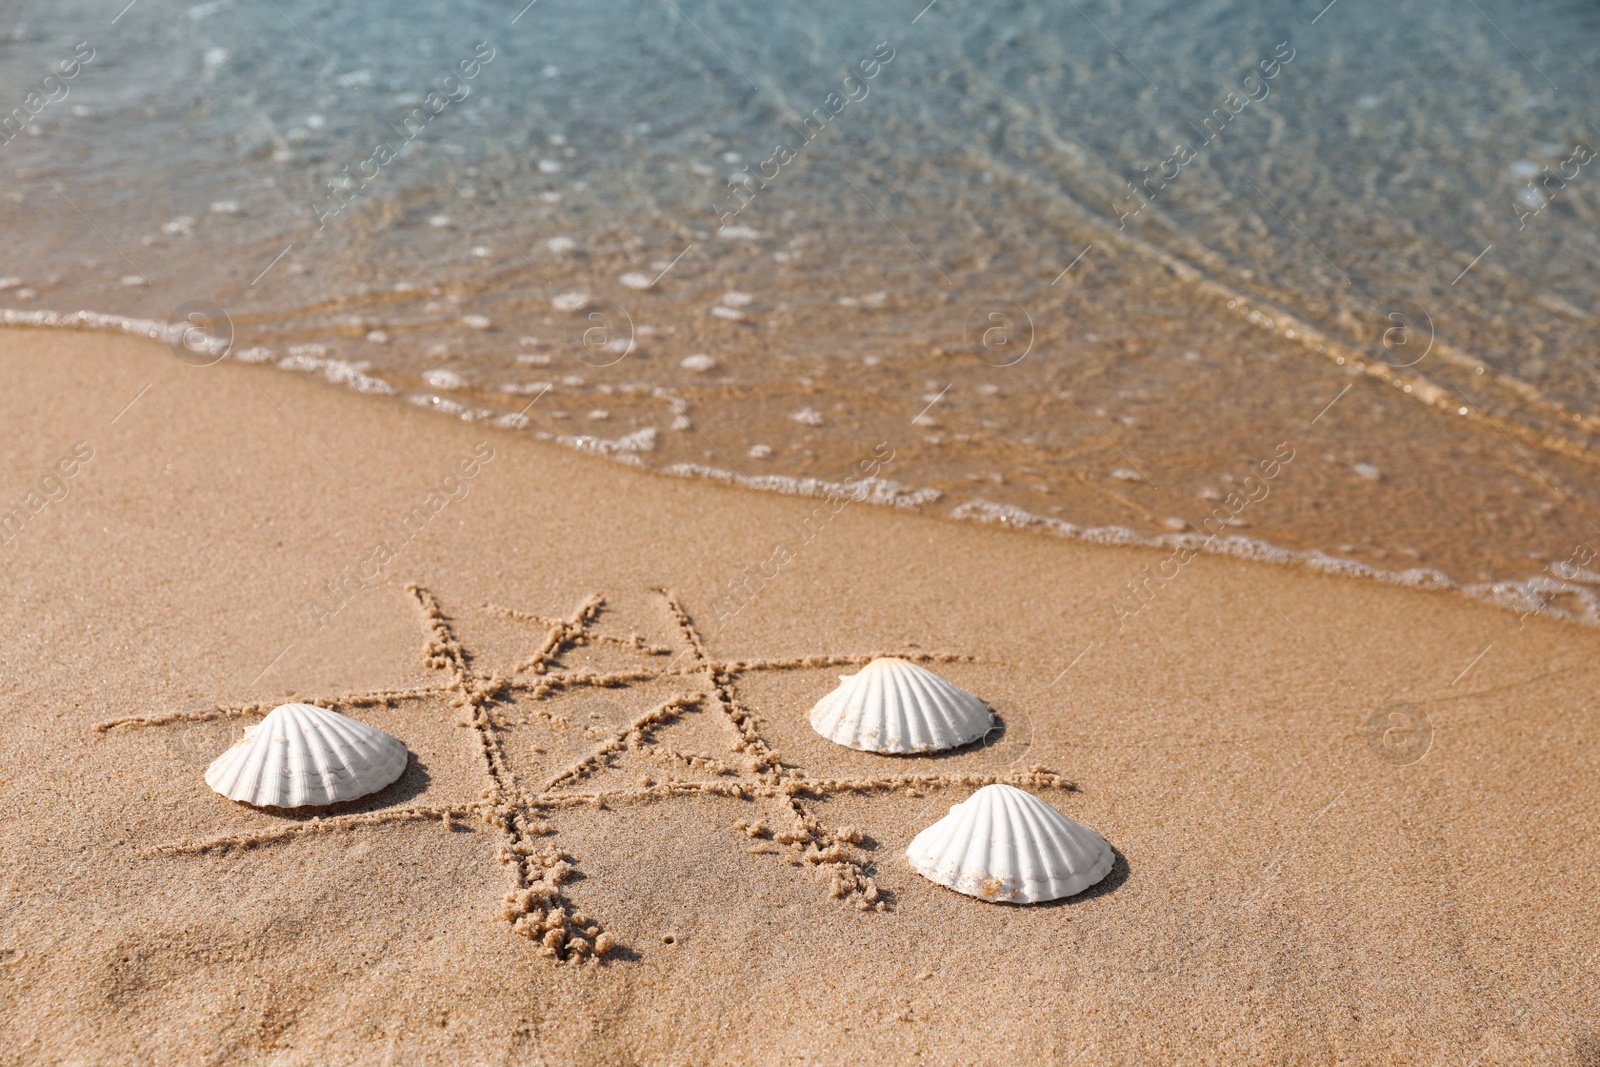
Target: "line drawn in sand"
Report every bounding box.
[96,585,1072,964]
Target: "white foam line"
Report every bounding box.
[948,498,1600,629]
[555,426,657,465]
[4,306,227,358]
[7,308,1594,630]
[5,306,181,346]
[662,463,942,510]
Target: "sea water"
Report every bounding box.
[3,0,1599,621]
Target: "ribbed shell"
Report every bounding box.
[204,703,408,808]
[809,658,994,754]
[906,784,1114,903]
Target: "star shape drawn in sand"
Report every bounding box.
[97,585,1072,964]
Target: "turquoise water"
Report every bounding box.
[4,0,1600,615]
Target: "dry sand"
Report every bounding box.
[0,327,1595,1065]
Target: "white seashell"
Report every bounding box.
[906,784,1114,903]
[205,703,408,808]
[808,657,993,754]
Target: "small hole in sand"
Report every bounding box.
[662,934,677,945]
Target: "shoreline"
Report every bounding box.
[3,315,1595,633]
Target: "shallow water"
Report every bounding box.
[4,0,1600,619]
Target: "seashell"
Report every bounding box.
[905,784,1114,903]
[809,657,993,754]
[205,703,408,808]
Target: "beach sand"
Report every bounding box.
[1,326,1595,1065]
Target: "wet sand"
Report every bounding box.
[0,326,1596,1065]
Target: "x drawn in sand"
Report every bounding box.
[96,585,1073,964]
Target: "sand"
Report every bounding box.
[0,326,1596,1066]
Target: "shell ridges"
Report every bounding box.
[204,702,409,808]
[905,783,1114,903]
[808,657,993,754]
